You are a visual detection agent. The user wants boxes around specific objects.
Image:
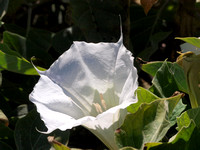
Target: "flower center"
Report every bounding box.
[92,93,107,115]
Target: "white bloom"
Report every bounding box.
[29,34,138,150]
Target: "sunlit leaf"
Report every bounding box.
[0,50,45,75]
[115,94,185,150]
[176,37,200,48]
[143,61,188,94]
[176,107,200,130]
[127,87,159,114]
[142,61,167,76]
[145,107,200,150]
[151,61,188,97]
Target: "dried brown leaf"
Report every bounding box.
[140,0,157,15]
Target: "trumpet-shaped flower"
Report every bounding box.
[29,34,138,150]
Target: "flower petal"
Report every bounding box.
[30,33,138,149]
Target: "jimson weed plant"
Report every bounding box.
[1,1,200,150]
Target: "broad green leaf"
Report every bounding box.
[0,50,45,75]
[115,94,185,150]
[142,61,165,76]
[152,61,178,97]
[15,109,70,150]
[3,31,26,57]
[152,61,188,97]
[0,141,13,150]
[145,122,199,150]
[0,43,22,58]
[142,61,188,94]
[145,108,200,150]
[127,87,159,114]
[14,109,51,150]
[172,63,188,94]
[176,37,200,48]
[176,107,200,131]
[3,29,54,64]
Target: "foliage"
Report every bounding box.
[0,0,200,150]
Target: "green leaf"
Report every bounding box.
[115,94,185,150]
[142,61,165,77]
[172,63,188,94]
[127,87,159,114]
[145,108,200,150]
[176,37,200,48]
[0,43,22,58]
[0,50,45,75]
[3,31,26,57]
[142,61,188,94]
[14,109,51,150]
[152,61,188,97]
[176,107,200,130]
[3,29,54,64]
[15,109,70,150]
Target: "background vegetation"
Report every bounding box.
[0,0,200,149]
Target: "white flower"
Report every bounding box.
[29,34,138,150]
